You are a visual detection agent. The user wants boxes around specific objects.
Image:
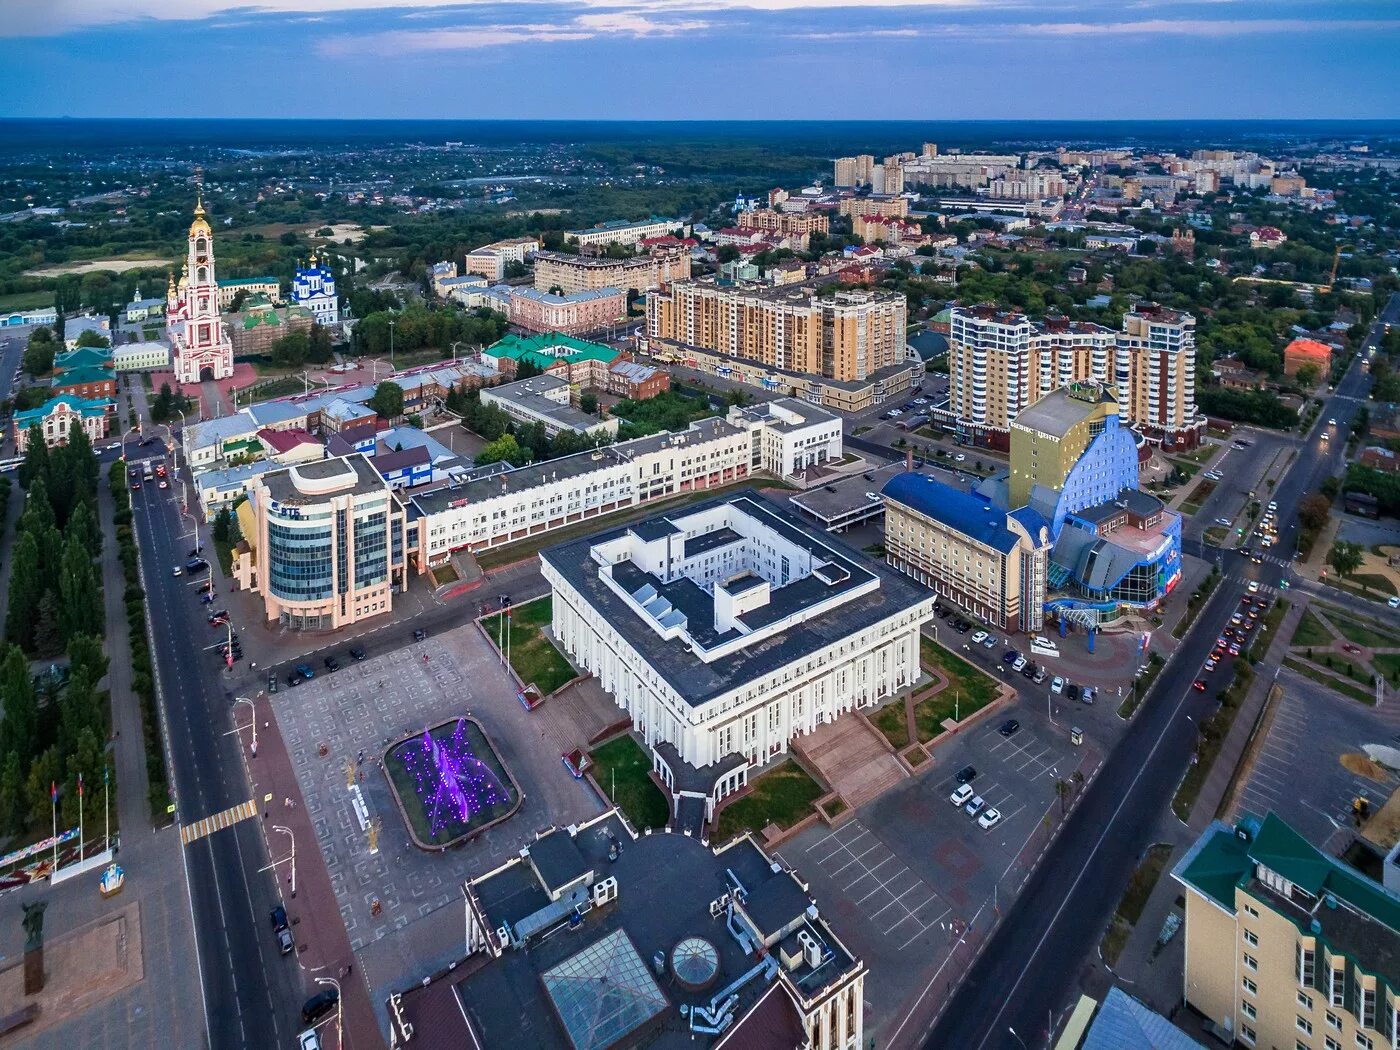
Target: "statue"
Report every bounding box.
[22,901,46,954]
[22,900,47,995]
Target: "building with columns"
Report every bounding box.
[13,395,110,451]
[166,198,235,383]
[541,491,935,774]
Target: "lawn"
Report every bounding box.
[1290,609,1334,648]
[1349,573,1398,596]
[1172,660,1255,821]
[1374,652,1400,686]
[1172,570,1220,640]
[1180,479,1217,516]
[1247,599,1288,662]
[1100,843,1174,968]
[713,760,824,844]
[590,735,669,831]
[913,637,999,741]
[483,596,577,695]
[1166,458,1201,478]
[870,702,910,751]
[213,537,234,576]
[1284,658,1376,706]
[1118,652,1165,719]
[1328,614,1400,651]
[0,290,54,312]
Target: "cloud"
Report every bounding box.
[1018,17,1400,36]
[317,10,708,56]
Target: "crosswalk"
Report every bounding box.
[1221,572,1286,600]
[180,798,258,846]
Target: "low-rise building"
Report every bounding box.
[51,363,116,404]
[256,427,323,466]
[0,307,58,328]
[462,237,540,282]
[1173,813,1400,1050]
[605,359,670,400]
[228,300,315,357]
[122,288,166,325]
[726,399,842,478]
[505,286,626,336]
[479,374,618,439]
[62,314,110,350]
[112,341,171,372]
[482,331,622,385]
[13,394,111,451]
[216,277,280,310]
[233,454,411,631]
[1284,338,1333,378]
[542,491,935,771]
[565,218,678,249]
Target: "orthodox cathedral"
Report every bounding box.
[165,197,235,383]
[291,252,339,326]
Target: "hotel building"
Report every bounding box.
[540,491,936,771]
[645,277,907,385]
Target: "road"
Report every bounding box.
[126,447,309,1049]
[924,295,1394,1050]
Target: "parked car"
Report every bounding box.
[349,645,366,661]
[1032,666,1048,684]
[998,719,1020,737]
[1001,649,1018,664]
[971,630,989,645]
[294,663,314,680]
[172,566,182,577]
[298,1031,322,1050]
[267,674,278,694]
[207,609,228,624]
[954,765,977,784]
[949,784,975,807]
[1081,687,1096,705]
[271,905,288,929]
[286,673,301,688]
[977,808,1002,830]
[1193,680,1208,691]
[1066,683,1081,702]
[323,656,340,672]
[1389,596,1400,610]
[1050,676,1064,695]
[963,795,986,818]
[301,989,339,1025]
[1011,656,1027,672]
[982,635,996,649]
[413,628,427,642]
[1020,662,1038,680]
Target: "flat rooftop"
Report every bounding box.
[790,463,910,525]
[259,453,387,505]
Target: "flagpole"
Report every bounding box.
[104,766,110,853]
[50,782,58,875]
[79,773,85,863]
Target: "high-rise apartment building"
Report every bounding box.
[646,277,907,384]
[838,196,910,220]
[737,208,830,238]
[947,303,1201,450]
[833,155,875,188]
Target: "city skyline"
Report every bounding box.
[2,0,1398,119]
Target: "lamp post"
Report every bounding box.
[233,697,257,756]
[273,824,296,898]
[388,317,396,369]
[1008,1027,1028,1050]
[315,976,342,1048]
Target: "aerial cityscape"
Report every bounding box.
[0,5,1399,1050]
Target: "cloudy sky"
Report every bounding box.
[1,0,1396,119]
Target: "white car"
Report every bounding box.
[1267,501,1277,511]
[1389,596,1400,609]
[1012,655,1027,672]
[971,630,989,645]
[978,808,1002,830]
[1050,676,1064,694]
[950,784,975,807]
[1214,517,1231,526]
[172,566,182,577]
[1247,581,1260,594]
[955,453,966,462]
[963,795,986,818]
[1328,418,1337,426]
[298,1031,322,1050]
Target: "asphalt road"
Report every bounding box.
[128,449,309,1049]
[924,296,1393,1050]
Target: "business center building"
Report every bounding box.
[540,491,936,777]
[884,382,1181,629]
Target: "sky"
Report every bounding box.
[0,0,1397,120]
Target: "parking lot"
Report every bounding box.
[784,706,1095,1045]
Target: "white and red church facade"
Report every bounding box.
[166,198,235,384]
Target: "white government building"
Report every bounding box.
[540,492,936,775]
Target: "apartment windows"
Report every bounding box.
[1243,976,1258,995]
[1326,1039,1341,1050]
[1244,929,1259,947]
[1298,943,1317,988]
[1240,1024,1256,1045]
[1328,1012,1343,1031]
[1297,1016,1313,1036]
[1242,1000,1257,1020]
[1330,967,1346,1007]
[1300,992,1314,1011]
[1244,903,1260,918]
[1243,953,1259,971]
[1355,1035,1373,1050]
[1360,986,1376,1031]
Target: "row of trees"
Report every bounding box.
[268,325,335,368]
[352,305,507,358]
[0,427,109,839]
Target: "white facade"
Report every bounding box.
[479,374,618,439]
[727,398,843,477]
[113,342,172,372]
[541,496,935,770]
[167,199,235,383]
[565,219,677,248]
[291,256,339,326]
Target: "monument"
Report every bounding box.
[21,901,46,995]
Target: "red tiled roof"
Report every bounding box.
[1284,338,1331,360]
[257,427,319,453]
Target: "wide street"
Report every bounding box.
[924,295,1396,1050]
[126,443,309,1049]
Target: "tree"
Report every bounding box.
[23,328,55,376]
[59,532,102,642]
[74,330,110,349]
[368,381,404,421]
[32,592,62,658]
[24,747,61,830]
[213,507,234,543]
[0,645,37,762]
[1327,540,1364,580]
[5,532,42,651]
[67,633,107,685]
[17,431,49,489]
[270,329,311,367]
[579,393,598,416]
[1297,493,1331,532]
[1295,362,1321,388]
[0,752,23,836]
[475,433,529,468]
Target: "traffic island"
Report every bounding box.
[385,717,522,851]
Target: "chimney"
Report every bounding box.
[906,449,914,471]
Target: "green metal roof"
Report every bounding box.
[217,276,278,287]
[15,394,113,426]
[52,364,115,388]
[54,346,114,371]
[487,332,621,370]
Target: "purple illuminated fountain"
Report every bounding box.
[400,719,510,839]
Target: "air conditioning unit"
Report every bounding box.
[592,876,619,907]
[495,924,512,948]
[802,932,825,969]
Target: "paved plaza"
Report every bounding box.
[268,621,609,961]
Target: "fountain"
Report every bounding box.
[385,717,521,849]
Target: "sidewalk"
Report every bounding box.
[241,691,386,1050]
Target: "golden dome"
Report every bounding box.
[189,194,211,239]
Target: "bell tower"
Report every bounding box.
[171,195,234,384]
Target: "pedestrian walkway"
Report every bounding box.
[180,798,258,845]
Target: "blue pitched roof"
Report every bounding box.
[881,472,1020,555]
[1009,505,1049,538]
[1082,987,1205,1050]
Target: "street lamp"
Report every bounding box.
[315,976,342,1047]
[273,824,296,899]
[232,697,257,756]
[1008,1027,1028,1050]
[388,317,396,368]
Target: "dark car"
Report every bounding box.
[413,628,427,642]
[1001,650,1020,665]
[1066,683,1082,702]
[286,673,301,688]
[295,663,314,680]
[998,719,1020,737]
[349,646,366,661]
[199,592,216,604]
[955,765,977,784]
[188,546,203,558]
[207,609,229,624]
[186,558,207,573]
[1021,662,1039,680]
[267,674,278,695]
[323,656,340,672]
[271,905,288,929]
[301,989,338,1025]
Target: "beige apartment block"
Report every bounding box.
[738,208,830,237]
[533,244,690,296]
[833,154,875,188]
[1174,814,1400,1050]
[646,277,907,384]
[838,196,909,220]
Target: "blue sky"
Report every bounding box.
[2,0,1397,119]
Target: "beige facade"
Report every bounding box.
[738,208,830,238]
[646,277,907,384]
[463,237,539,281]
[1115,303,1201,445]
[216,278,280,310]
[833,155,874,188]
[882,481,1049,632]
[532,245,689,296]
[838,196,909,220]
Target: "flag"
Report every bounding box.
[50,782,57,804]
[104,767,109,787]
[78,773,83,798]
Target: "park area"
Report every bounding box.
[712,760,824,844]
[385,718,520,848]
[482,597,577,696]
[872,636,1001,749]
